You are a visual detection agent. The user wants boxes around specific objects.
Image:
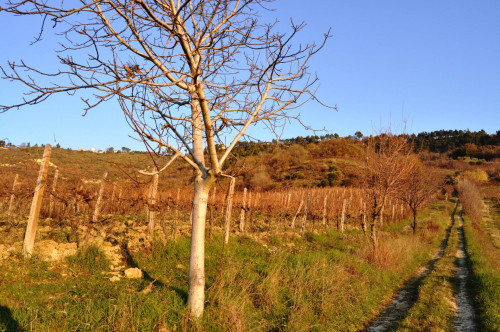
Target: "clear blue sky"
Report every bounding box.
[1,0,499,150]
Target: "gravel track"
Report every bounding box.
[364,203,458,332]
[454,208,477,331]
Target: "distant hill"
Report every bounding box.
[1,129,498,192]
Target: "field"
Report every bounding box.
[1,145,499,331]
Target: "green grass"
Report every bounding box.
[463,202,500,331]
[0,201,454,331]
[67,244,110,274]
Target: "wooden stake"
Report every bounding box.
[223,177,236,244]
[110,183,117,212]
[147,173,159,238]
[301,193,311,235]
[239,187,247,233]
[322,194,327,227]
[118,188,123,214]
[291,199,304,229]
[286,193,291,210]
[92,171,108,222]
[8,174,19,217]
[340,199,346,233]
[23,145,51,257]
[48,169,59,217]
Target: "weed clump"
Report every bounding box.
[67,244,109,273]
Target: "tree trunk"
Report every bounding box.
[412,208,417,235]
[187,175,212,318]
[369,215,379,260]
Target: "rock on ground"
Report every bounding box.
[124,267,143,279]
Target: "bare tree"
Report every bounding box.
[0,0,331,317]
[363,133,414,259]
[399,159,439,234]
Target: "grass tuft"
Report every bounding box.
[67,244,110,274]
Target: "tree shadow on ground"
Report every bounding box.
[0,305,25,332]
[120,240,188,303]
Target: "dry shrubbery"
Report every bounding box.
[457,170,489,183]
[457,178,483,223]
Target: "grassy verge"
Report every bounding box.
[0,201,452,331]
[463,201,500,331]
[393,204,458,331]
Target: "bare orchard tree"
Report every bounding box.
[0,0,331,317]
[398,159,440,235]
[363,133,414,259]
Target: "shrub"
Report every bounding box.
[327,165,343,186]
[249,166,273,190]
[457,170,488,183]
[456,179,483,223]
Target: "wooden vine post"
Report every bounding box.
[223,177,236,244]
[8,174,19,217]
[290,198,304,229]
[340,199,346,233]
[247,190,253,230]
[110,183,117,212]
[361,202,367,237]
[300,193,311,236]
[321,194,327,227]
[92,171,108,222]
[23,144,52,257]
[239,187,247,233]
[147,173,159,238]
[48,169,59,217]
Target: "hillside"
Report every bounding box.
[1,132,500,331]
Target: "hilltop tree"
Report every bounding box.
[398,159,439,234]
[363,133,414,258]
[0,0,330,317]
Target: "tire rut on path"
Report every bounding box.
[454,208,476,331]
[363,203,458,332]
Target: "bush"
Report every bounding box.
[457,179,483,223]
[327,165,343,186]
[457,170,488,183]
[249,166,273,190]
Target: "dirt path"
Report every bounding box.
[454,209,476,331]
[364,203,458,332]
